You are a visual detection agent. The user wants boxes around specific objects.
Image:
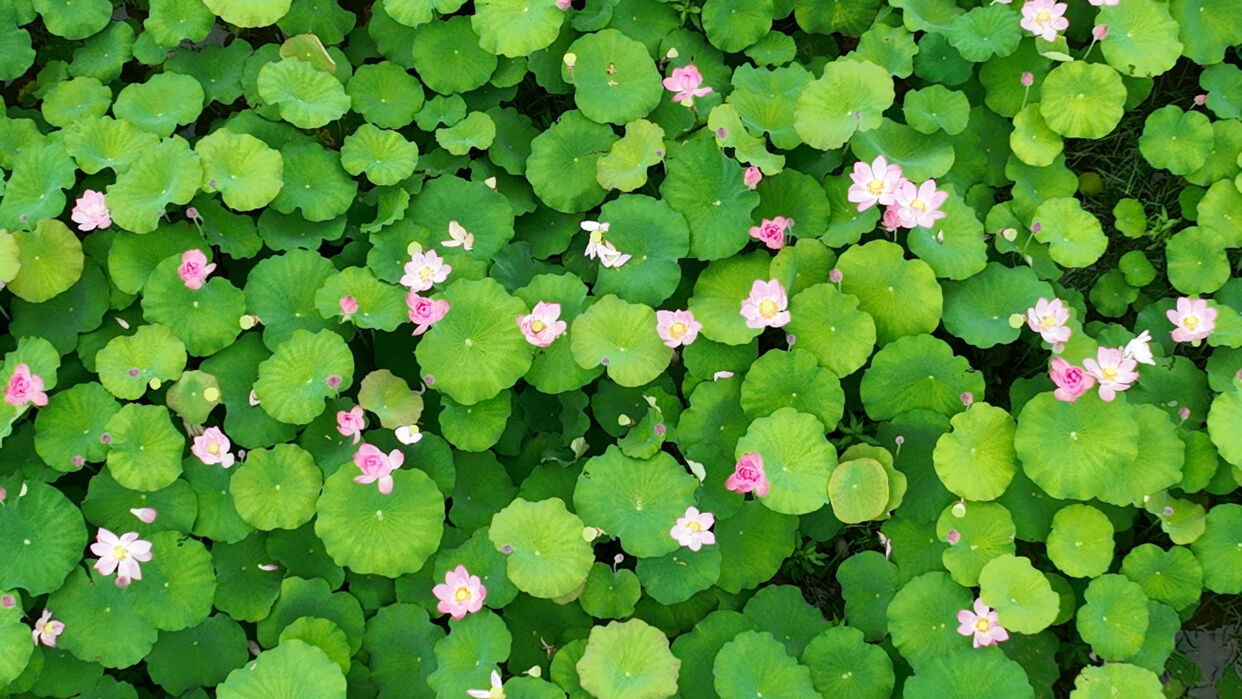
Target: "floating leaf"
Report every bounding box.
[6,219,83,303]
[346,61,424,129]
[95,324,188,400]
[489,498,594,599]
[574,447,697,558]
[795,58,893,150]
[979,554,1059,634]
[257,57,350,128]
[254,329,354,425]
[230,444,323,530]
[195,130,284,211]
[216,640,345,698]
[472,0,564,57]
[106,137,203,234]
[1098,0,1183,78]
[565,29,662,125]
[836,240,942,345]
[114,73,205,138]
[736,407,836,515]
[570,295,672,388]
[411,17,496,94]
[1076,574,1149,660]
[1039,62,1127,139]
[933,403,1017,501]
[0,482,87,595]
[861,334,983,420]
[104,404,185,492]
[578,620,680,699]
[660,135,760,260]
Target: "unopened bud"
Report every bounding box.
[1092,24,1108,40]
[1020,71,1034,87]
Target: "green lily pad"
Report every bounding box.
[687,253,772,346]
[903,85,970,136]
[145,615,249,695]
[526,110,617,213]
[861,334,983,420]
[661,134,761,260]
[114,73,204,138]
[257,57,350,128]
[63,116,159,175]
[203,0,292,27]
[254,329,353,425]
[726,64,810,151]
[34,382,120,472]
[278,617,351,675]
[106,136,203,234]
[784,283,876,378]
[145,0,217,47]
[31,0,109,39]
[565,29,662,125]
[472,0,564,57]
[230,444,323,530]
[937,500,1017,587]
[979,554,1059,634]
[887,572,973,671]
[0,481,87,595]
[933,403,1017,501]
[346,61,424,129]
[946,4,1020,61]
[6,218,84,303]
[0,140,77,231]
[1032,197,1107,268]
[1121,544,1202,612]
[216,640,345,699]
[1010,104,1063,168]
[836,240,942,345]
[574,447,697,558]
[408,175,515,261]
[570,295,672,387]
[943,263,1054,349]
[578,619,680,699]
[1098,0,1182,78]
[906,648,1034,698]
[1190,504,1242,594]
[1197,179,1242,246]
[95,324,188,400]
[314,466,444,577]
[355,370,423,429]
[130,531,216,632]
[836,551,899,641]
[435,111,495,155]
[591,194,689,306]
[1014,393,1139,501]
[741,348,844,430]
[195,130,284,212]
[210,534,281,622]
[47,568,157,670]
[411,16,496,94]
[1070,663,1164,698]
[40,75,111,128]
[1039,61,1127,139]
[489,498,593,598]
[1076,574,1149,660]
[829,458,889,524]
[596,119,665,192]
[795,58,893,150]
[635,545,722,605]
[141,255,246,357]
[256,576,364,652]
[801,626,894,698]
[578,563,641,620]
[1139,105,1213,175]
[313,267,407,332]
[1048,503,1115,579]
[341,124,419,185]
[364,604,445,695]
[104,404,185,492]
[736,407,836,515]
[428,611,510,697]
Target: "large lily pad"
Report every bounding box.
[574,447,697,558]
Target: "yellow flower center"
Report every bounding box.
[1040,315,1058,330]
[454,586,472,602]
[759,300,778,318]
[208,443,220,455]
[1036,10,1051,23]
[113,545,129,560]
[531,320,546,334]
[589,230,604,244]
[419,266,434,282]
[669,322,687,339]
[41,622,55,635]
[1184,315,1199,330]
[910,199,927,213]
[866,179,885,195]
[975,618,990,633]
[490,689,504,699]
[688,521,701,533]
[1101,366,1117,382]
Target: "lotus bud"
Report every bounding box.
[1020,71,1034,87]
[563,52,577,70]
[951,500,967,518]
[1092,24,1108,40]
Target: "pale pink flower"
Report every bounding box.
[395,425,423,445]
[1020,71,1034,87]
[70,190,111,231]
[880,204,902,232]
[129,507,158,524]
[433,564,487,620]
[1092,24,1109,40]
[353,443,403,495]
[597,242,631,268]
[748,217,792,250]
[1025,297,1072,345]
[1020,0,1069,42]
[1167,297,1217,343]
[739,279,791,329]
[1178,406,1191,421]
[725,453,770,497]
[407,293,450,336]
[712,371,734,381]
[670,506,716,551]
[893,179,948,230]
[401,250,452,292]
[1,594,14,608]
[960,392,974,407]
[517,301,568,348]
[847,156,905,212]
[4,363,48,408]
[1049,358,1095,403]
[441,221,474,251]
[581,220,611,259]
[178,249,216,291]
[90,528,153,587]
[339,296,359,316]
[336,406,366,445]
[1121,330,1155,366]
[555,0,572,9]
[743,166,762,190]
[957,598,1009,648]
[191,426,236,468]
[829,268,844,284]
[656,309,702,349]
[467,670,504,699]
[186,207,200,221]
[1083,347,1140,402]
[662,65,712,106]
[946,529,961,545]
[31,609,64,648]
[1194,94,1208,106]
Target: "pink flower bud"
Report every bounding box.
[1178,407,1190,421]
[1194,94,1207,106]
[1020,71,1034,87]
[960,392,974,407]
[339,296,359,316]
[1092,24,1108,40]
[829,268,844,283]
[743,166,762,190]
[946,529,961,545]
[186,207,200,221]
[129,507,158,524]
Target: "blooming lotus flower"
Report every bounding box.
[467,670,505,699]
[739,279,791,329]
[337,406,366,445]
[70,190,111,231]
[353,443,403,495]
[1121,330,1156,366]
[893,179,948,230]
[957,598,1009,648]
[191,427,236,468]
[407,293,450,336]
[4,363,48,408]
[441,220,474,252]
[748,217,792,251]
[178,249,216,291]
[433,564,487,620]
[129,507,158,524]
[656,309,702,349]
[1049,358,1095,403]
[725,453,770,497]
[670,506,716,552]
[517,301,568,348]
[31,609,64,648]
[90,528,153,587]
[847,156,905,212]
[401,250,452,292]
[1083,347,1140,402]
[1020,0,1069,42]
[1167,297,1217,344]
[1025,297,1072,345]
[662,64,712,106]
[743,166,763,190]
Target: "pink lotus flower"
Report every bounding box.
[880,204,902,232]
[1083,347,1140,402]
[556,0,572,8]
[662,64,712,106]
[70,190,111,231]
[1026,297,1072,345]
[1020,0,1069,42]
[517,301,568,348]
[743,166,762,190]
[739,279,791,329]
[353,443,403,495]
[31,609,64,648]
[178,249,216,291]
[1092,24,1109,39]
[893,179,948,230]
[1167,297,1217,343]
[656,309,702,349]
[1020,71,1035,87]
[1049,358,1095,403]
[129,507,158,524]
[339,296,359,317]
[725,452,770,497]
[848,156,905,212]
[400,250,452,292]
[748,217,792,250]
[1121,330,1155,366]
[670,506,715,551]
[1,594,15,608]
[829,268,844,284]
[407,293,450,336]
[957,598,1009,648]
[946,529,961,545]
[433,564,486,620]
[191,426,236,468]
[4,363,48,408]
[337,406,366,445]
[90,528,153,587]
